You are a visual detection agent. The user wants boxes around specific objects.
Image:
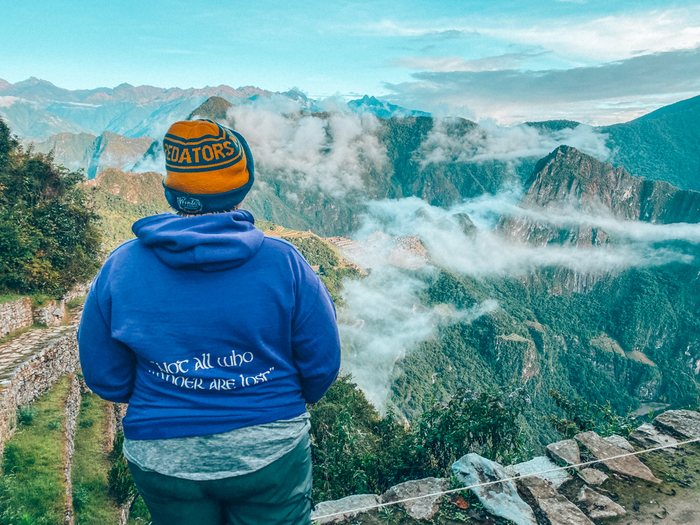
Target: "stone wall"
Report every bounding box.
[63,374,81,525]
[0,297,33,337]
[0,282,90,335]
[34,300,67,327]
[0,330,80,456]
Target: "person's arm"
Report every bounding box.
[292,270,341,404]
[78,278,136,403]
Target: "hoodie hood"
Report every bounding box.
[132,210,265,272]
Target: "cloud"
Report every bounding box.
[415,119,611,167]
[370,7,700,61]
[352,195,700,280]
[384,48,700,124]
[393,52,546,73]
[338,262,498,412]
[336,187,700,409]
[226,96,387,197]
[482,8,700,62]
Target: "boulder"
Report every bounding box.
[604,434,634,452]
[546,439,580,467]
[311,494,381,524]
[629,423,679,452]
[653,410,700,439]
[381,477,448,520]
[453,453,537,525]
[578,468,608,486]
[518,476,594,525]
[576,485,626,519]
[505,456,572,489]
[575,431,661,483]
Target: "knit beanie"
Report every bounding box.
[162,119,254,214]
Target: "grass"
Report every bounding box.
[126,496,151,525]
[71,393,120,525]
[29,294,55,309]
[65,295,86,310]
[0,294,23,305]
[0,375,70,525]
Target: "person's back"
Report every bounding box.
[78,119,341,525]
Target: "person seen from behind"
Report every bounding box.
[78,119,341,525]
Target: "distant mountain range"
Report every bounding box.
[0,77,428,139]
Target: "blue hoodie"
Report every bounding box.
[78,210,341,440]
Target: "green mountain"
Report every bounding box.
[85,168,170,252]
[385,146,700,451]
[601,94,700,191]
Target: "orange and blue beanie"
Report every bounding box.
[162,119,254,214]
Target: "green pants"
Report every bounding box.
[127,434,313,525]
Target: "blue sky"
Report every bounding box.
[2,0,700,124]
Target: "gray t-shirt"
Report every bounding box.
[123,413,310,480]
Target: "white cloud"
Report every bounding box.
[415,119,611,167]
[338,263,497,412]
[384,48,700,124]
[226,96,387,197]
[485,8,700,62]
[370,7,700,62]
[352,195,700,280]
[0,96,20,108]
[394,52,545,73]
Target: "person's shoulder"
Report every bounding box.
[261,236,303,258]
[258,236,315,273]
[100,238,148,271]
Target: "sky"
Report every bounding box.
[2,0,700,124]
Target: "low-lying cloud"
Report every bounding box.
[354,196,700,278]
[336,191,700,410]
[226,96,387,197]
[416,119,611,167]
[338,262,498,411]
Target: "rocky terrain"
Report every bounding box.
[312,410,700,524]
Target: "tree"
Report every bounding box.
[0,119,102,296]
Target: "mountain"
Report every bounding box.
[347,95,430,118]
[501,145,700,247]
[84,168,170,251]
[0,78,275,139]
[84,132,154,178]
[29,132,96,171]
[30,131,153,178]
[601,94,700,192]
[0,98,91,137]
[186,96,234,121]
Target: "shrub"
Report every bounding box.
[546,390,636,438]
[16,405,38,425]
[107,432,137,505]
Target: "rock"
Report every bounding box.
[546,439,580,467]
[604,434,634,452]
[518,476,594,525]
[381,477,448,520]
[653,410,700,439]
[453,453,537,525]
[505,456,572,489]
[575,431,661,483]
[578,468,608,486]
[629,423,679,452]
[311,494,381,524]
[576,485,626,519]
